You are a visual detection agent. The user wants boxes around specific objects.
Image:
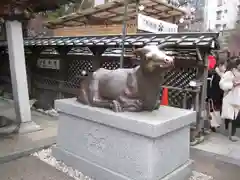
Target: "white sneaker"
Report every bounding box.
[47,109,59,117]
[229,136,239,142]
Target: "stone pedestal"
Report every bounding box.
[54,98,196,180]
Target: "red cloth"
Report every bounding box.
[208,55,216,70]
[160,88,169,106]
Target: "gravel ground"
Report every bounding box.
[32,147,213,180]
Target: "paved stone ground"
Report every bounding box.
[1,151,239,180]
[0,100,57,164]
[0,99,239,180]
[0,156,74,180]
[191,148,240,180]
[33,147,214,180]
[0,154,212,180]
[192,133,240,166]
[0,128,56,163]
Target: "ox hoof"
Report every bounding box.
[136,100,143,107]
[112,100,123,112]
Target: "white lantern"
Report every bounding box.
[139,5,144,11]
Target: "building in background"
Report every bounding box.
[178,0,240,32]
[178,0,205,32]
[204,0,239,31]
[188,0,205,31]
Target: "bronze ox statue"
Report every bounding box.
[77,44,175,112]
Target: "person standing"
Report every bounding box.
[219,57,240,141]
[208,60,226,131]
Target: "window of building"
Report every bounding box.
[217,0,223,6]
[224,9,228,13]
[215,24,221,31]
[216,11,222,20]
[81,0,94,9]
[223,24,227,30]
[238,5,240,15]
[104,0,114,3]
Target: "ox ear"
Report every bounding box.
[133,47,150,57]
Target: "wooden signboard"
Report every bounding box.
[53,22,137,36]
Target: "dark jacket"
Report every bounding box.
[207,70,224,110]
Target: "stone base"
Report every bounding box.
[0,116,41,135]
[53,146,193,180]
[18,121,42,134]
[54,98,196,180]
[0,100,42,134]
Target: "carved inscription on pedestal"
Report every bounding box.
[87,127,107,157]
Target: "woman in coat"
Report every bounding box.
[219,57,240,141]
[207,60,226,132]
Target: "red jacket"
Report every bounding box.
[208,55,216,70]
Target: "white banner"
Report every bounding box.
[137,13,178,33]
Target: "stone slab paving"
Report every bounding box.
[0,153,213,180]
[0,99,239,180]
[0,106,58,163]
[191,148,240,180]
[0,156,74,180]
[1,147,240,180]
[33,147,213,180]
[0,131,56,163]
[192,133,240,166]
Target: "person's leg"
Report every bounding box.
[232,121,237,136]
[210,102,222,132]
[225,119,230,130]
[229,120,238,142]
[210,126,216,132]
[204,101,211,134]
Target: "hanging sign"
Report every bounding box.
[37,59,60,70]
[137,13,178,33]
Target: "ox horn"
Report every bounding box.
[158,43,172,50]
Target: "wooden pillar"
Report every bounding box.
[89,47,106,71]
[56,46,71,99]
